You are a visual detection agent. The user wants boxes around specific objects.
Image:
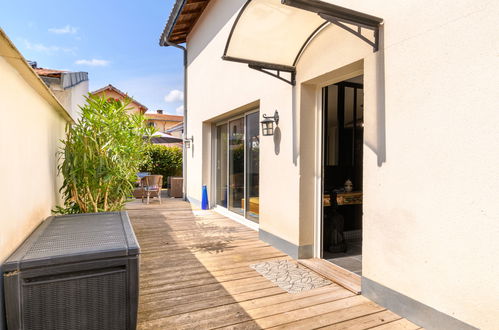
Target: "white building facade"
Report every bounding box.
[160,1,499,329]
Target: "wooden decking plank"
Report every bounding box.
[299,258,361,294]
[140,270,263,295]
[319,310,402,330]
[243,289,355,319]
[238,285,341,310]
[139,239,269,252]
[140,265,257,283]
[267,302,384,330]
[139,276,278,305]
[369,318,421,330]
[126,199,414,330]
[140,250,286,271]
[139,287,353,329]
[139,255,292,278]
[140,244,282,262]
[139,286,285,322]
[138,237,262,247]
[139,284,282,314]
[139,286,285,316]
[219,295,368,330]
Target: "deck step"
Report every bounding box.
[298,258,361,294]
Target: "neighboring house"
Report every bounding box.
[160,1,498,329]
[91,84,148,115]
[144,110,183,132]
[0,28,72,324]
[166,121,183,138]
[32,63,89,120]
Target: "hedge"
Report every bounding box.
[140,144,182,187]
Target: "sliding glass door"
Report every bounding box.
[216,124,228,207]
[245,112,260,222]
[228,118,245,216]
[215,110,260,223]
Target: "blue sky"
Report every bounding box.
[0,0,185,115]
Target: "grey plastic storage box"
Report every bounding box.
[2,211,140,330]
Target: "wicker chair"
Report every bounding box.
[141,175,163,204]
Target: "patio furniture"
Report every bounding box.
[141,175,163,204]
[170,176,183,198]
[2,212,140,330]
[137,171,150,179]
[133,172,151,198]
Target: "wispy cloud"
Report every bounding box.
[49,25,78,34]
[22,39,76,54]
[164,89,184,103]
[75,59,110,67]
[175,105,184,115]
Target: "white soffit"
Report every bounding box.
[224,0,326,68]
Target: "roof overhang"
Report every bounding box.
[222,0,383,85]
[159,0,211,46]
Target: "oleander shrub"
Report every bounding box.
[55,94,153,214]
[140,144,182,187]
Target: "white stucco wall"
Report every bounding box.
[0,41,69,263]
[49,80,89,121]
[186,0,303,244]
[339,1,499,329]
[183,0,499,328]
[69,80,89,119]
[52,79,88,120]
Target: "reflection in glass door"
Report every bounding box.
[228,118,245,216]
[216,124,228,207]
[245,112,259,222]
[215,110,260,223]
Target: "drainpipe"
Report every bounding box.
[164,40,188,201]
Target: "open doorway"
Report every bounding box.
[322,75,364,276]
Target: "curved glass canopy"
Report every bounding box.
[222,0,383,85]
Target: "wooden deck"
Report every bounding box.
[126,198,421,330]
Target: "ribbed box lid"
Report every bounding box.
[3,211,140,273]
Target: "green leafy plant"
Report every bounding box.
[55,94,153,214]
[140,144,182,187]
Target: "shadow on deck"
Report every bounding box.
[126,198,420,330]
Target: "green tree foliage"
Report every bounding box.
[140,144,182,187]
[55,94,153,214]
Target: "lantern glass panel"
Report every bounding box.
[261,119,274,136]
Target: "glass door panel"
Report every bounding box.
[228,118,245,216]
[216,124,228,207]
[245,112,260,223]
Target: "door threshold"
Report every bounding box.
[212,205,259,231]
[298,258,361,294]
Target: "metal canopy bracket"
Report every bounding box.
[282,0,382,52]
[223,55,297,85]
[319,13,379,51]
[248,65,296,85]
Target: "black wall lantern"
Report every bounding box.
[260,110,279,136]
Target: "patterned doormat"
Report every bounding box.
[250,260,331,294]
